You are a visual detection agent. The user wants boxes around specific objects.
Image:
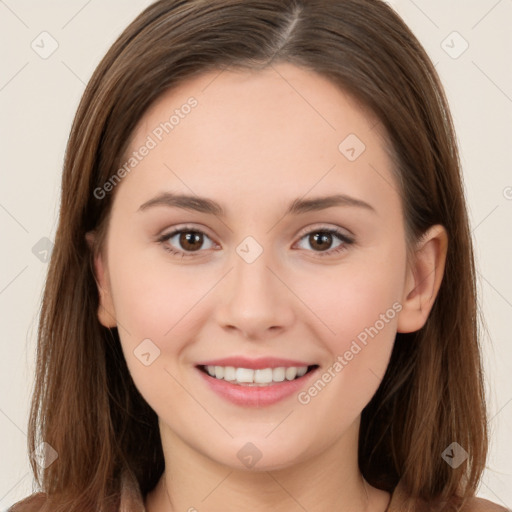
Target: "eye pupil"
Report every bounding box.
[310,232,332,251]
[180,231,203,251]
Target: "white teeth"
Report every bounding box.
[296,366,308,377]
[203,365,310,385]
[285,367,297,380]
[272,367,286,382]
[254,368,273,384]
[235,367,254,383]
[223,366,236,381]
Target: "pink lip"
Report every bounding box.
[195,356,314,370]
[195,365,319,407]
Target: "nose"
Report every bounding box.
[214,245,295,340]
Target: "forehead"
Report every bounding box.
[131,62,383,151]
[116,63,399,219]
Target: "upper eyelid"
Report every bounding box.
[295,223,354,240]
[159,224,218,243]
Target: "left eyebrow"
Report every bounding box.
[287,194,377,215]
[137,192,377,217]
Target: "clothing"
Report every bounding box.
[8,468,510,511]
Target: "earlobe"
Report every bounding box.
[397,224,448,333]
[85,231,117,328]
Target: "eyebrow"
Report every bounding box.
[138,192,377,216]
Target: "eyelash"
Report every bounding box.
[157,224,354,259]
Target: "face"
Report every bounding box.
[92,62,440,471]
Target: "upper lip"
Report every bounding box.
[196,356,316,370]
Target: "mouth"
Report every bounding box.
[197,364,319,386]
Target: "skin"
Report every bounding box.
[91,62,448,512]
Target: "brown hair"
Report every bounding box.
[14,0,488,510]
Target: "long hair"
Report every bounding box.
[15,1,487,510]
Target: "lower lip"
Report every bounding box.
[196,367,318,407]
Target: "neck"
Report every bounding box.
[145,418,389,512]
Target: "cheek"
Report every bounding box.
[293,274,401,430]
[109,251,212,342]
[297,250,405,352]
[107,250,211,408]
[104,226,207,374]
[293,247,405,408]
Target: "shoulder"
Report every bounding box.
[389,480,509,512]
[7,492,47,512]
[459,495,510,512]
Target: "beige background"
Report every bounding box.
[1,0,511,509]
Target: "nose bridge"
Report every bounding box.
[233,246,273,301]
[215,236,294,337]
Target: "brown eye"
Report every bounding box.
[158,227,217,257]
[309,232,335,251]
[179,231,204,251]
[295,227,354,257]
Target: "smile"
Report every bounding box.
[196,363,320,407]
[199,365,317,386]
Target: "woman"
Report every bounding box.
[9,0,508,511]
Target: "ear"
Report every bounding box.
[397,224,448,333]
[85,231,117,328]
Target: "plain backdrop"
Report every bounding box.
[1,0,511,509]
